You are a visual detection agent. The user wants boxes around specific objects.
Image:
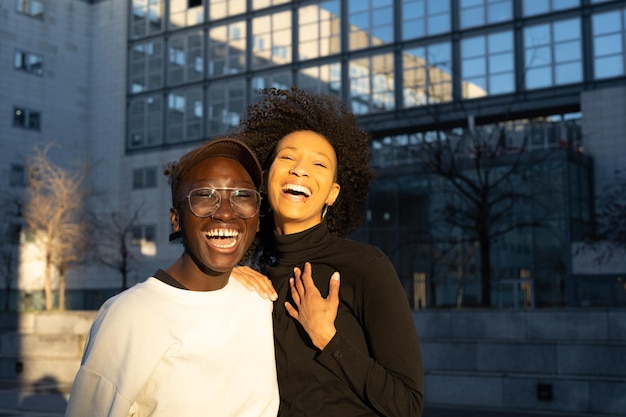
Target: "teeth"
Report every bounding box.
[283,183,311,197]
[205,229,239,238]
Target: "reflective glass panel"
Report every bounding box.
[402,42,452,106]
[131,0,164,38]
[208,79,245,134]
[129,40,164,93]
[252,71,292,91]
[592,10,626,79]
[402,0,450,40]
[167,31,203,86]
[461,31,514,98]
[252,11,292,69]
[349,0,394,50]
[169,0,203,29]
[166,87,203,143]
[298,1,341,61]
[208,21,247,76]
[128,95,163,148]
[253,0,289,9]
[297,63,342,96]
[209,0,245,20]
[349,53,394,114]
[460,0,511,29]
[524,18,582,89]
[523,0,579,16]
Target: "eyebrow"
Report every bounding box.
[277,146,335,163]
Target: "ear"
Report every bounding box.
[326,183,341,206]
[170,208,180,232]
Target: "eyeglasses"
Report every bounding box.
[185,187,262,219]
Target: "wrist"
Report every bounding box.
[312,327,336,350]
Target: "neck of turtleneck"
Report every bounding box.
[273,220,330,266]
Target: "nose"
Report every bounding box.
[289,164,308,177]
[210,193,237,220]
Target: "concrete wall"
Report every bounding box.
[414,309,626,416]
[1,310,625,416]
[0,311,96,386]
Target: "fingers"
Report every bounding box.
[301,262,315,288]
[289,277,301,306]
[292,266,306,297]
[286,266,340,351]
[232,266,277,301]
[284,301,299,320]
[327,272,340,305]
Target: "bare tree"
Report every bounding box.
[414,123,554,306]
[23,143,90,311]
[91,208,142,292]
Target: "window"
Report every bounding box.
[524,18,582,89]
[252,0,289,10]
[209,0,245,20]
[298,1,341,61]
[9,164,26,187]
[131,0,164,38]
[13,107,41,130]
[461,31,515,98]
[252,11,292,69]
[349,53,395,114]
[128,95,163,148]
[132,224,156,245]
[169,0,203,29]
[348,0,394,50]
[592,9,626,79]
[208,21,247,76]
[14,50,43,75]
[522,0,579,17]
[166,87,203,143]
[403,42,452,106]
[252,71,292,92]
[460,0,512,29]
[167,31,203,86]
[132,167,158,189]
[208,79,245,135]
[297,63,342,96]
[16,0,44,17]
[402,0,450,40]
[129,40,164,93]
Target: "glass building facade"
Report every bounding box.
[127,0,626,307]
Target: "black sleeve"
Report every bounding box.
[315,250,424,417]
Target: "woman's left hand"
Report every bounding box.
[232,266,278,301]
[285,262,340,350]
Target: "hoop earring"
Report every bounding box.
[322,205,328,219]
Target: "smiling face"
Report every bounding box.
[267,130,340,235]
[170,156,260,289]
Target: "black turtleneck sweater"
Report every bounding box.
[267,221,424,417]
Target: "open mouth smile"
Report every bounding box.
[204,228,239,249]
[282,183,312,198]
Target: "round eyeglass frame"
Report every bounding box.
[185,187,262,219]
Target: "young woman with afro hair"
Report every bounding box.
[234,87,424,417]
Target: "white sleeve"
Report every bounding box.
[65,367,134,417]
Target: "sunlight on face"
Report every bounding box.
[268,130,340,235]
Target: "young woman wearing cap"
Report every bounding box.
[66,137,279,417]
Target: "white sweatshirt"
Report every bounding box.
[65,276,279,417]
